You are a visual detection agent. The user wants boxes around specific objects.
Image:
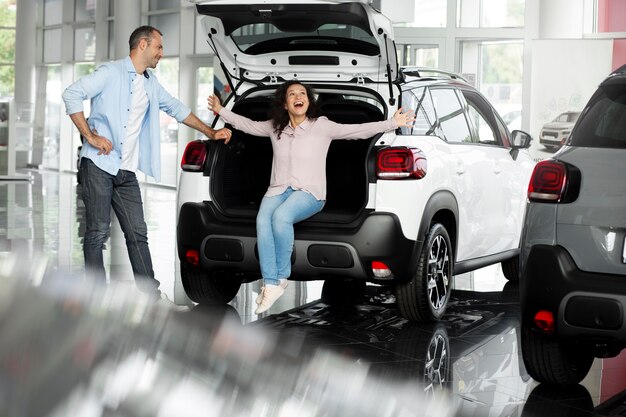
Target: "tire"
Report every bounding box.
[521,324,594,385]
[522,383,593,415]
[180,263,242,305]
[501,256,520,282]
[321,279,366,305]
[401,324,450,393]
[395,223,453,322]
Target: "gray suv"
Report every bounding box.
[520,64,626,385]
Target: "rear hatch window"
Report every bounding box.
[570,80,626,149]
[231,24,378,56]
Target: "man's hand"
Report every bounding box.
[88,129,113,155]
[213,127,232,144]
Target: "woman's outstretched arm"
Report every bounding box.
[208,94,273,137]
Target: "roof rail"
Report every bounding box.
[399,66,469,83]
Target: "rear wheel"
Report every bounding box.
[395,223,453,322]
[521,324,594,385]
[501,256,520,281]
[180,263,242,305]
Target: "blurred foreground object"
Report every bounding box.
[0,253,457,417]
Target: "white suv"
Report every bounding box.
[176,0,534,322]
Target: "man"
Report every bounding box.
[62,25,231,303]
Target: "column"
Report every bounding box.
[14,0,37,168]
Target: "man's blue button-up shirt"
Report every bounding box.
[62,56,191,182]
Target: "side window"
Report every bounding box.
[430,88,472,143]
[461,90,503,146]
[399,87,437,136]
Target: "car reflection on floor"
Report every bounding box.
[0,260,454,417]
[2,256,625,417]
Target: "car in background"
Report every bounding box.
[539,111,580,150]
[520,64,626,385]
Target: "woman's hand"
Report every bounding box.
[393,107,416,128]
[207,94,223,114]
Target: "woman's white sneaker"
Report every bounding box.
[255,279,288,305]
[255,284,286,314]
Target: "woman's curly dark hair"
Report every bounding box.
[269,80,319,139]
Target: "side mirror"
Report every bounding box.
[511,130,532,149]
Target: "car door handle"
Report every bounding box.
[493,162,502,174]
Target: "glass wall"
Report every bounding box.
[152,57,180,187]
[71,63,95,172]
[0,0,16,98]
[397,45,439,67]
[395,0,447,28]
[195,66,214,139]
[43,65,62,169]
[457,0,525,28]
[39,0,619,181]
[460,40,524,130]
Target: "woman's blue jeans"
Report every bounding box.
[256,187,325,285]
[80,158,160,296]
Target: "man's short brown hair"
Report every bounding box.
[129,25,163,51]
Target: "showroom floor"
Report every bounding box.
[1,169,626,416]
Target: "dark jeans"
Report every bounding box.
[80,158,160,297]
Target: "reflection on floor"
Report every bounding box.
[1,169,626,416]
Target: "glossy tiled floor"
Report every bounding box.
[2,169,626,416]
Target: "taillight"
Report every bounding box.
[376,147,427,179]
[534,310,555,334]
[372,261,392,278]
[528,160,567,203]
[185,249,200,266]
[181,140,208,172]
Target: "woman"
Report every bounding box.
[208,81,415,314]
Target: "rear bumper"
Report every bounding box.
[521,244,626,345]
[177,202,419,282]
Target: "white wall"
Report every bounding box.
[538,0,585,39]
[529,39,612,144]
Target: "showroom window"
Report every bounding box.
[149,13,179,56]
[43,65,62,170]
[394,0,447,28]
[460,40,523,131]
[71,63,95,172]
[43,28,62,63]
[397,44,439,67]
[457,0,525,28]
[150,0,179,10]
[0,0,16,98]
[195,66,215,139]
[75,0,96,22]
[152,57,180,187]
[43,0,62,26]
[147,0,180,187]
[74,27,96,61]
